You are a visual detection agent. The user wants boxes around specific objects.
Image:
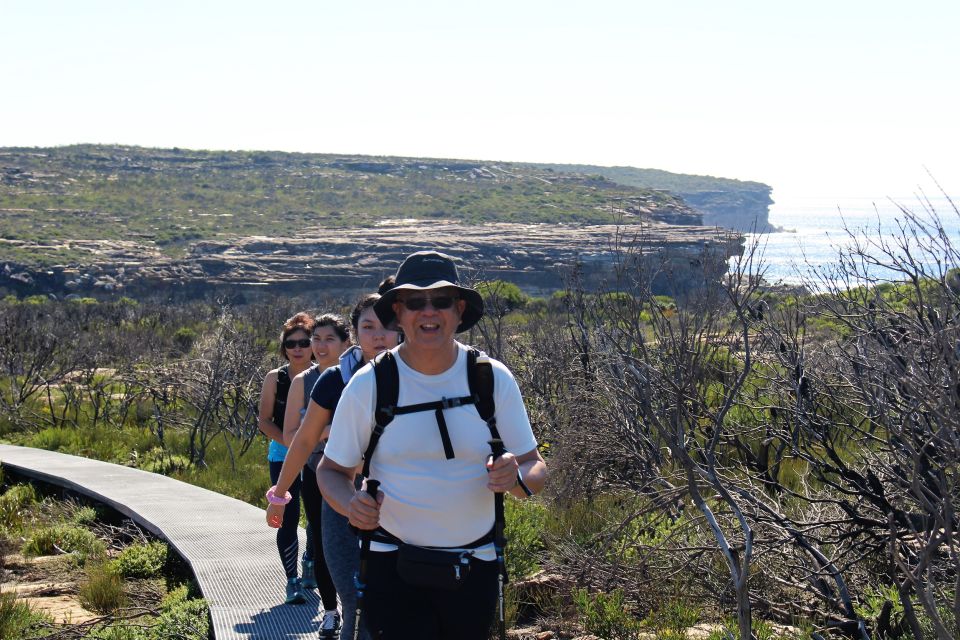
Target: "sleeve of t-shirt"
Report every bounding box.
[310,367,346,411]
[323,368,376,469]
[490,359,538,455]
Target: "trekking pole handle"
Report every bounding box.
[488,438,532,496]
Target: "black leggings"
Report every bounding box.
[268,460,301,580]
[301,464,339,611]
[363,551,498,640]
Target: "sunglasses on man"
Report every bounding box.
[282,338,312,349]
[398,295,458,311]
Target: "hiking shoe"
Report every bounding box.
[301,558,317,590]
[285,577,306,605]
[318,610,341,639]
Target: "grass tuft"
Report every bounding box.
[79,563,128,613]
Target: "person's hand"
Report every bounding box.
[486,451,519,493]
[348,484,383,530]
[266,502,285,528]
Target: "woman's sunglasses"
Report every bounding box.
[283,338,312,349]
[399,295,458,311]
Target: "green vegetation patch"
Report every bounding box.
[111,541,168,579]
[21,523,106,563]
[0,590,51,639]
[79,563,128,613]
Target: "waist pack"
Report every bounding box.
[396,544,474,591]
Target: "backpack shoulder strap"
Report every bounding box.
[273,365,291,426]
[362,351,399,478]
[276,365,291,393]
[467,349,500,439]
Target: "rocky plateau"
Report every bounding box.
[1,220,742,300]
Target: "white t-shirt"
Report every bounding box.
[325,342,537,559]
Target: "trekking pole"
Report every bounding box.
[488,438,508,640]
[353,479,380,640]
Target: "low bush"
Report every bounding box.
[0,589,50,638]
[505,497,547,581]
[111,541,168,579]
[0,483,37,531]
[644,600,701,640]
[85,586,209,640]
[71,505,99,526]
[79,563,128,613]
[573,587,642,640]
[153,585,210,640]
[89,625,146,640]
[22,524,106,563]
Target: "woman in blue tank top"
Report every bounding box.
[257,312,315,605]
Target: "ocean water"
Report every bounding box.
[734,195,960,288]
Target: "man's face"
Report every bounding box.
[393,287,466,351]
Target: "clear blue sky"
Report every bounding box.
[2,1,957,203]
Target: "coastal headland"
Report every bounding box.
[0,145,763,299]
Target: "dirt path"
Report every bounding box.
[1,553,99,624]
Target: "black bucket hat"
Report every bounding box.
[374,251,484,333]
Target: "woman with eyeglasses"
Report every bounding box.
[280,313,351,620]
[267,279,397,640]
[257,311,316,605]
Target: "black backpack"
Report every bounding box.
[360,348,499,479]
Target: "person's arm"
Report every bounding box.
[317,455,382,529]
[257,370,284,445]
[282,374,306,447]
[265,399,331,528]
[486,447,546,498]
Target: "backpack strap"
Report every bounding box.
[362,351,398,478]
[361,348,500,477]
[272,365,291,428]
[467,349,500,440]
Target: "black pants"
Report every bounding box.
[268,460,302,579]
[363,550,498,640]
[301,464,339,611]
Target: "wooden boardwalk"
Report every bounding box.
[0,444,326,639]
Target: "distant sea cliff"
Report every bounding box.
[532,163,775,232]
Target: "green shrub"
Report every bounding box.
[71,505,99,526]
[505,497,546,581]
[152,585,209,640]
[131,447,189,475]
[111,541,168,578]
[573,587,642,640]
[0,589,51,638]
[22,524,106,563]
[88,624,147,640]
[0,484,37,531]
[644,599,701,640]
[26,427,81,452]
[79,563,127,613]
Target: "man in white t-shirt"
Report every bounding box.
[318,250,546,640]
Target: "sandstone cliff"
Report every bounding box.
[1,220,741,300]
